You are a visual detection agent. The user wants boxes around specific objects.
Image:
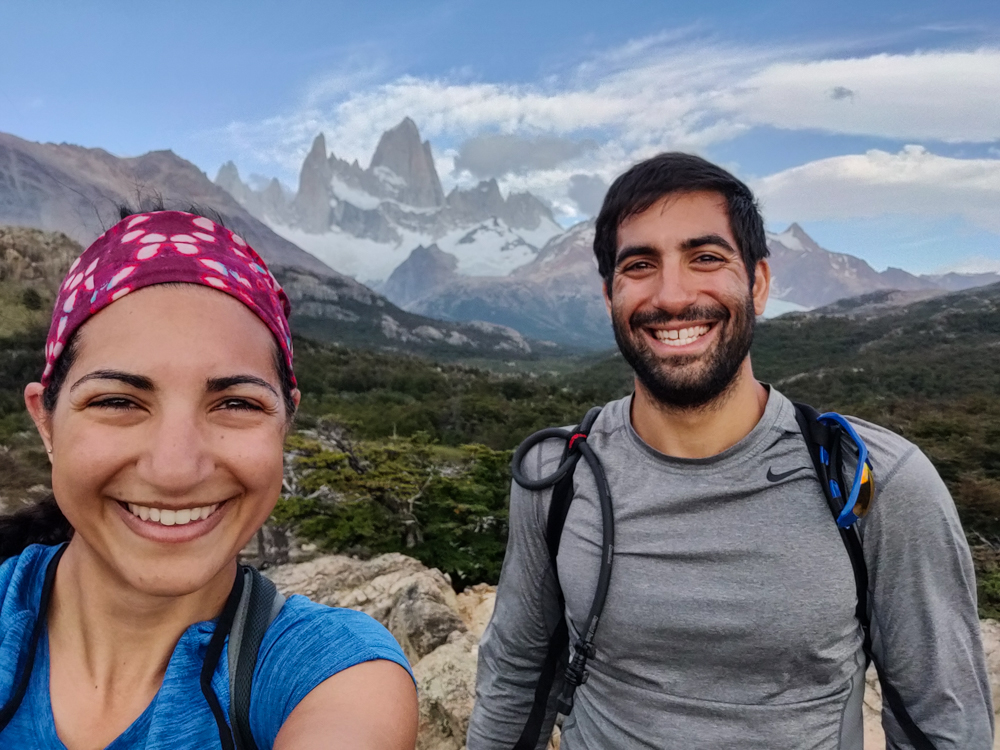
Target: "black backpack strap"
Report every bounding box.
[228,566,285,750]
[794,403,936,750]
[201,564,284,750]
[511,407,601,750]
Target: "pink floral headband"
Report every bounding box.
[44,211,295,387]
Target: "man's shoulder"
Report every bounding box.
[843,414,923,484]
[518,396,631,482]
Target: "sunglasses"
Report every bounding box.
[817,413,875,529]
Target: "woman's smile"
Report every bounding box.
[114,497,233,544]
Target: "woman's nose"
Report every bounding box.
[136,410,215,495]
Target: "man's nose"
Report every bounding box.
[136,409,214,495]
[649,263,699,314]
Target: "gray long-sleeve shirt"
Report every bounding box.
[467,389,993,749]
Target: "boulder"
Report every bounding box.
[267,553,466,665]
[455,583,496,638]
[412,631,479,750]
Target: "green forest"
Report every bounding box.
[2,225,1000,614]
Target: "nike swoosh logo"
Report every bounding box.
[766,466,811,482]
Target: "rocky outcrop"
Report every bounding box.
[370,118,445,209]
[267,552,466,664]
[293,134,335,233]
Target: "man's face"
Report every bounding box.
[605,190,770,409]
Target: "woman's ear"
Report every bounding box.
[24,382,54,460]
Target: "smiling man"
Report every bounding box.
[467,154,993,749]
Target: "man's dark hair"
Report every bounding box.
[594,153,769,294]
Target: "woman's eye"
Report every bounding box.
[218,398,263,412]
[89,397,137,411]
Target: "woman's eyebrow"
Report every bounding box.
[70,370,154,393]
[206,375,279,397]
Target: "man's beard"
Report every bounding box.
[612,294,756,410]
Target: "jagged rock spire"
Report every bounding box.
[369,118,445,208]
[293,134,333,233]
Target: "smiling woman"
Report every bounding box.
[0,211,417,750]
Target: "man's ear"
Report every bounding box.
[752,259,771,316]
[603,280,613,319]
[24,382,54,461]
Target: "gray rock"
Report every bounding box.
[293,134,334,233]
[382,244,459,308]
[369,117,445,208]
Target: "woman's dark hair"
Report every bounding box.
[0,204,297,559]
[594,152,769,295]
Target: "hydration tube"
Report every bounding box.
[509,406,614,714]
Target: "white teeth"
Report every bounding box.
[654,325,711,347]
[126,502,219,527]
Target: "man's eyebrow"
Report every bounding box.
[70,370,154,393]
[615,245,658,267]
[680,234,738,254]
[206,375,279,397]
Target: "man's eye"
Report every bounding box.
[623,261,653,272]
[695,254,724,264]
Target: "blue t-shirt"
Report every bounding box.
[0,545,411,749]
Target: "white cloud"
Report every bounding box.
[754,146,1000,232]
[719,50,1000,143]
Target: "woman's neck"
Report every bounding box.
[45,537,236,750]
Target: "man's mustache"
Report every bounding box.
[629,304,730,330]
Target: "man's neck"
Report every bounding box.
[630,360,769,459]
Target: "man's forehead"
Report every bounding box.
[617,191,734,249]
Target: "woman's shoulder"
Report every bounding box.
[249,594,412,742]
[263,594,411,672]
[0,544,62,621]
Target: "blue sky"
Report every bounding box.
[2,0,999,274]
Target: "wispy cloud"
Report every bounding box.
[755,146,1000,232]
[718,49,1000,143]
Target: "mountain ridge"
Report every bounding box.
[216,119,563,282]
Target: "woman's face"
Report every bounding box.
[25,284,297,596]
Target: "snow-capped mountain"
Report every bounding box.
[216,117,563,284]
[379,221,1000,348]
